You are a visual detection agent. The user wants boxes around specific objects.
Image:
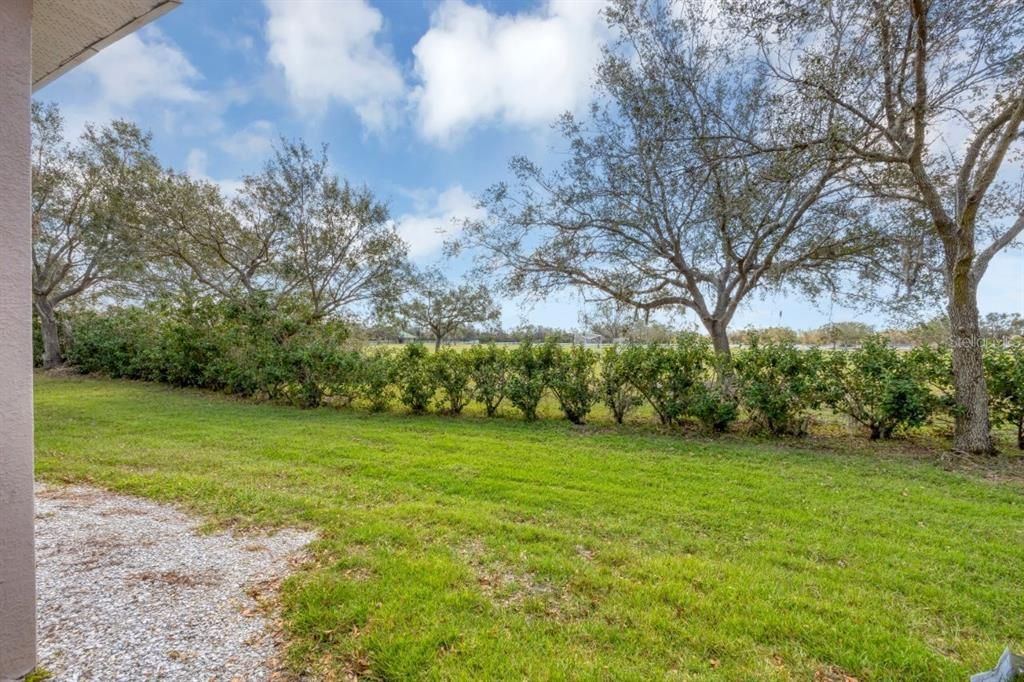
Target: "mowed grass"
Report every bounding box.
[34,374,1024,681]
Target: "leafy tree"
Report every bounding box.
[731,327,799,346]
[384,268,500,351]
[813,322,876,349]
[506,324,573,343]
[902,315,951,347]
[31,102,159,367]
[579,301,643,341]
[731,0,1024,453]
[146,139,406,319]
[143,172,271,301]
[459,0,877,359]
[980,313,1024,343]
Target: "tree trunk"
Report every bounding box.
[947,274,994,454]
[434,336,442,352]
[705,319,732,360]
[703,317,736,394]
[1017,415,1023,451]
[34,296,62,369]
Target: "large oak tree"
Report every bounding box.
[146,140,406,320]
[459,0,878,359]
[31,102,158,367]
[381,268,500,350]
[729,0,1024,453]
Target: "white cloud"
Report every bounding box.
[218,120,275,159]
[186,148,209,177]
[264,0,405,130]
[77,28,201,109]
[39,26,240,140]
[411,0,607,144]
[395,185,485,260]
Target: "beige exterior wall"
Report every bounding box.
[0,0,37,678]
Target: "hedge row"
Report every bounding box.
[53,300,1024,446]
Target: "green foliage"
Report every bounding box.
[618,344,684,425]
[277,317,352,409]
[689,383,739,433]
[23,667,52,682]
[823,336,935,439]
[431,348,473,414]
[544,342,598,424]
[150,297,226,389]
[32,312,44,367]
[62,296,351,408]
[907,344,956,417]
[600,346,639,424]
[466,344,508,417]
[618,334,713,426]
[357,350,395,412]
[393,343,436,414]
[63,306,159,379]
[319,349,362,407]
[735,336,824,435]
[61,303,1018,446]
[985,339,1024,449]
[505,341,548,420]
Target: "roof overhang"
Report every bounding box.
[32,0,181,92]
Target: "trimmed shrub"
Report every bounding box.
[619,334,711,426]
[432,348,473,415]
[618,344,683,425]
[467,344,508,417]
[393,343,436,413]
[985,339,1024,449]
[64,306,157,378]
[153,297,227,389]
[689,383,739,433]
[545,341,598,424]
[907,343,956,419]
[506,340,547,420]
[735,336,824,435]
[357,350,395,412]
[600,346,639,424]
[277,318,352,408]
[823,336,935,439]
[320,349,362,407]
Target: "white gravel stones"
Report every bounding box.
[34,484,315,681]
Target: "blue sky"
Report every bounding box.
[36,0,1023,332]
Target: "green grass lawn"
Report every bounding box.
[34,374,1024,681]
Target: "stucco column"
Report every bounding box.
[0,0,37,678]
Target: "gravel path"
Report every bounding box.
[35,484,315,681]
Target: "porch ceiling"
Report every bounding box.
[32,0,180,91]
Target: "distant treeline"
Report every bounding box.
[358,314,1024,348]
